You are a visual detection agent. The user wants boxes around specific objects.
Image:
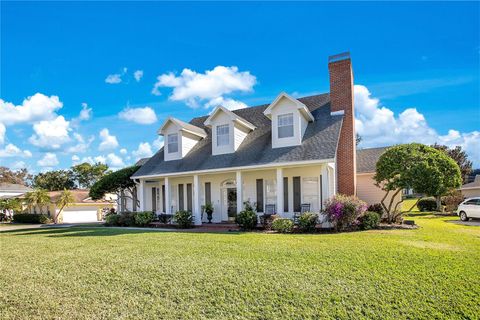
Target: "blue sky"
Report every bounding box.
[1,1,479,172]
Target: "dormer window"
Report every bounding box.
[167,133,178,153]
[278,113,294,138]
[216,124,230,146]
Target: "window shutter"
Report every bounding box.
[178,184,184,211]
[205,182,211,205]
[187,183,192,212]
[283,177,288,212]
[162,185,166,212]
[293,176,301,212]
[151,188,156,212]
[256,179,264,212]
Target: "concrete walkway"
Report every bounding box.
[446,219,480,227]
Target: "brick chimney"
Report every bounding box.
[328,52,356,195]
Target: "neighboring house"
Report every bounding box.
[24,190,115,223]
[127,52,393,225]
[356,147,402,206]
[0,183,32,200]
[460,175,480,198]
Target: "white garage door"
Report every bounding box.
[62,206,99,223]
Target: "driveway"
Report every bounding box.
[446,219,480,227]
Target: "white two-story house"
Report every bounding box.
[131,53,390,225]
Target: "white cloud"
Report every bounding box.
[29,116,71,149]
[37,152,59,167]
[0,123,5,144]
[105,74,122,84]
[120,148,128,155]
[72,155,80,162]
[0,143,32,158]
[106,153,125,167]
[67,133,94,153]
[134,70,144,82]
[355,84,480,166]
[0,93,62,125]
[105,67,127,84]
[152,136,164,150]
[118,106,157,124]
[78,103,92,121]
[132,142,153,160]
[204,97,248,110]
[152,66,256,109]
[98,128,119,151]
[11,161,27,170]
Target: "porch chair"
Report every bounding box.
[293,203,311,225]
[264,204,276,216]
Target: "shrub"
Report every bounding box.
[13,213,52,224]
[105,214,121,226]
[324,194,367,231]
[297,212,318,232]
[272,218,294,233]
[417,198,437,212]
[158,214,173,224]
[134,211,155,227]
[441,190,464,213]
[367,203,384,217]
[118,212,136,227]
[260,214,278,230]
[174,210,193,229]
[360,211,380,230]
[235,209,257,231]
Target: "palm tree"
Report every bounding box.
[54,189,74,224]
[24,189,51,214]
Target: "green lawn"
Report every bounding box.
[1,216,479,319]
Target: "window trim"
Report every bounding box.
[277,113,294,139]
[216,124,230,147]
[167,133,179,154]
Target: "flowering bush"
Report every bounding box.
[324,194,367,231]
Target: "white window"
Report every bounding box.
[278,113,294,138]
[167,133,178,153]
[265,179,277,205]
[302,177,319,212]
[216,124,229,146]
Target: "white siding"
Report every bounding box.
[163,122,182,161]
[234,123,249,150]
[181,132,200,157]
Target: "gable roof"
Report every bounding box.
[157,117,207,138]
[204,105,256,130]
[356,147,389,174]
[47,189,113,204]
[135,158,150,166]
[263,92,315,122]
[461,175,480,190]
[0,183,32,192]
[132,93,343,178]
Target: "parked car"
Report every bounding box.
[457,197,480,221]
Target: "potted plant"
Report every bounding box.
[204,203,214,223]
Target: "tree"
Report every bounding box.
[432,143,472,184]
[24,189,51,214]
[72,162,110,188]
[0,167,32,186]
[89,166,140,211]
[0,198,22,213]
[374,143,462,222]
[54,189,75,224]
[33,170,76,191]
[356,134,362,146]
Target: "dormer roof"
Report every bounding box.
[157,117,207,138]
[204,105,256,131]
[263,92,315,122]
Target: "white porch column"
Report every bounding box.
[276,168,284,216]
[328,163,336,196]
[164,177,171,214]
[193,175,202,226]
[138,179,145,211]
[236,171,243,213]
[321,165,329,209]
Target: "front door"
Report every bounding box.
[227,188,237,220]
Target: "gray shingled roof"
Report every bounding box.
[132,94,343,178]
[168,118,207,137]
[461,175,480,190]
[356,147,389,173]
[135,158,150,166]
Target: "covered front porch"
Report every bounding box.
[136,162,336,225]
